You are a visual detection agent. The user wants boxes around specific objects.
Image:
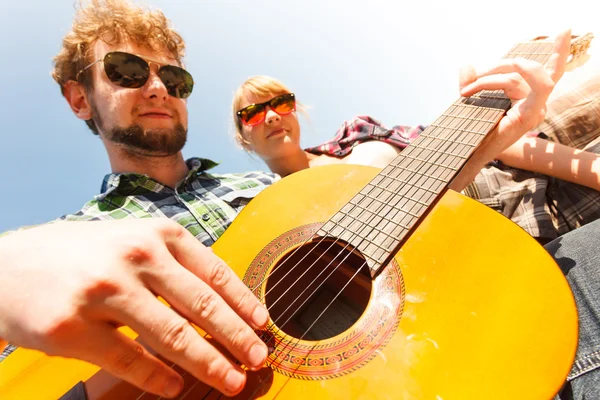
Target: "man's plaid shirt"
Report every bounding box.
[0,157,278,362]
[61,157,278,246]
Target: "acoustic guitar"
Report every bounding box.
[0,33,594,399]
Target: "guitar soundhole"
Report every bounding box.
[264,239,372,341]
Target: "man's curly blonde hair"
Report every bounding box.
[53,0,186,134]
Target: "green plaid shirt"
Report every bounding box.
[0,158,278,362]
[61,157,279,246]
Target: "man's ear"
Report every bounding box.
[63,81,92,121]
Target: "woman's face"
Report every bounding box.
[237,91,302,161]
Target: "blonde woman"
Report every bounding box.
[232,75,600,242]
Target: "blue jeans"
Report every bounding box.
[546,218,600,399]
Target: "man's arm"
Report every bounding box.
[0,219,269,398]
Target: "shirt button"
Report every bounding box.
[201,213,210,221]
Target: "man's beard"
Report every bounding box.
[106,123,187,156]
[92,104,187,157]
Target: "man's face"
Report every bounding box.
[86,40,189,157]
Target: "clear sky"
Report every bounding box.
[0,0,596,232]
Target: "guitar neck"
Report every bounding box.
[318,38,561,277]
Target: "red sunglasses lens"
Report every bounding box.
[241,105,265,126]
[271,94,295,114]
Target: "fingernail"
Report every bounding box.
[163,376,183,398]
[248,343,267,369]
[251,305,269,328]
[224,369,245,394]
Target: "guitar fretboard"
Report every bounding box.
[317,39,558,277]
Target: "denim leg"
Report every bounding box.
[546,219,600,399]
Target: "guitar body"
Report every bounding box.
[0,164,576,399]
[213,164,577,399]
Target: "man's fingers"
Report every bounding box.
[115,292,250,397]
[459,72,530,99]
[545,29,571,83]
[161,222,269,330]
[145,254,269,371]
[459,30,570,100]
[73,323,184,398]
[458,64,477,90]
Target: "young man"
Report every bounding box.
[0,0,574,398]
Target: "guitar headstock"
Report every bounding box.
[531,33,594,65]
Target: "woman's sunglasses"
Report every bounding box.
[76,51,194,99]
[237,93,296,126]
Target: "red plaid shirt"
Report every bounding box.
[305,115,425,157]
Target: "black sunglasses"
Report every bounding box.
[76,51,194,99]
[236,93,296,126]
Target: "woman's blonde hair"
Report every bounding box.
[232,75,306,150]
[53,0,186,134]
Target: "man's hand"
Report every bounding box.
[450,30,571,191]
[0,219,269,398]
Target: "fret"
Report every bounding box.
[377,172,443,197]
[359,252,384,272]
[461,95,511,110]
[362,184,437,209]
[389,153,461,182]
[389,174,449,199]
[349,195,425,222]
[395,152,464,174]
[338,200,421,238]
[345,212,412,247]
[416,134,481,150]
[432,107,497,128]
[406,142,473,160]
[406,135,481,158]
[394,142,464,168]
[505,41,554,59]
[428,124,490,136]
[346,219,388,245]
[355,232,395,254]
[357,242,387,267]
[440,112,498,124]
[506,51,551,57]
[385,162,451,186]
[393,162,456,185]
[346,220,403,254]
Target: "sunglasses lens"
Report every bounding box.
[158,65,194,99]
[271,93,295,114]
[240,105,265,126]
[104,52,149,88]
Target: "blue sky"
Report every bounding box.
[0,0,594,232]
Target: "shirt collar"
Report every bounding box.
[96,157,220,201]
